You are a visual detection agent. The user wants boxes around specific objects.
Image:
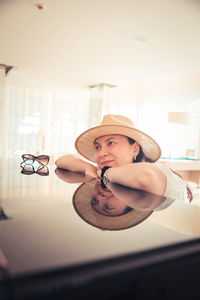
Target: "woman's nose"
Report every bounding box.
[97,194,106,201]
[98,146,108,157]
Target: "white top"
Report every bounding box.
[153,162,188,211]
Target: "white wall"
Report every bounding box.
[101,70,200,158]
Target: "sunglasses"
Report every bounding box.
[21,154,50,166]
[21,164,49,176]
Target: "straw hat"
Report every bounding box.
[75,114,161,163]
[72,179,153,231]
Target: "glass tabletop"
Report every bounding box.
[1,158,199,279]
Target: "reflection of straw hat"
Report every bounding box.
[75,114,161,163]
[72,179,153,231]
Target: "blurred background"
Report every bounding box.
[0,0,200,161]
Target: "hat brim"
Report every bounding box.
[72,179,153,231]
[75,125,161,163]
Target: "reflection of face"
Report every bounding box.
[94,134,138,169]
[91,182,127,216]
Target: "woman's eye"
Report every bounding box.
[105,204,113,211]
[108,141,114,146]
[91,197,99,205]
[95,145,101,151]
[98,192,106,197]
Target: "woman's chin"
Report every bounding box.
[100,161,115,168]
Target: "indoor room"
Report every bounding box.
[0,1,200,299]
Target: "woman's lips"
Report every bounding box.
[100,160,114,167]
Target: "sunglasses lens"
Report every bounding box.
[37,155,49,166]
[22,154,35,160]
[22,154,35,164]
[37,165,49,176]
[21,164,34,175]
[24,159,34,164]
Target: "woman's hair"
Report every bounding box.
[123,206,133,214]
[127,137,152,163]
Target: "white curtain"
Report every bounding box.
[1,85,90,160]
[0,84,90,200]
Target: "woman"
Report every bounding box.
[55,114,192,202]
[55,166,175,231]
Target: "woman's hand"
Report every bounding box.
[85,164,98,178]
[55,153,99,178]
[97,168,102,179]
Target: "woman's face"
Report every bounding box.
[94,134,139,169]
[91,182,127,216]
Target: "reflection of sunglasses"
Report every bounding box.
[0,207,11,221]
[21,154,50,166]
[21,164,49,176]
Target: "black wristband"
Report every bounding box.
[101,166,111,179]
[100,166,111,188]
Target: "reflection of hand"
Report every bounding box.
[97,168,102,179]
[85,164,98,178]
[55,168,93,183]
[107,181,167,211]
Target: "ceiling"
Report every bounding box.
[0,0,200,88]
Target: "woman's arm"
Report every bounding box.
[55,154,98,178]
[55,168,94,183]
[99,163,167,196]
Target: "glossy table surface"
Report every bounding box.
[0,158,200,279]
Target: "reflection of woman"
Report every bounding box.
[56,114,192,202]
[73,180,153,231]
[55,168,175,230]
[91,181,133,217]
